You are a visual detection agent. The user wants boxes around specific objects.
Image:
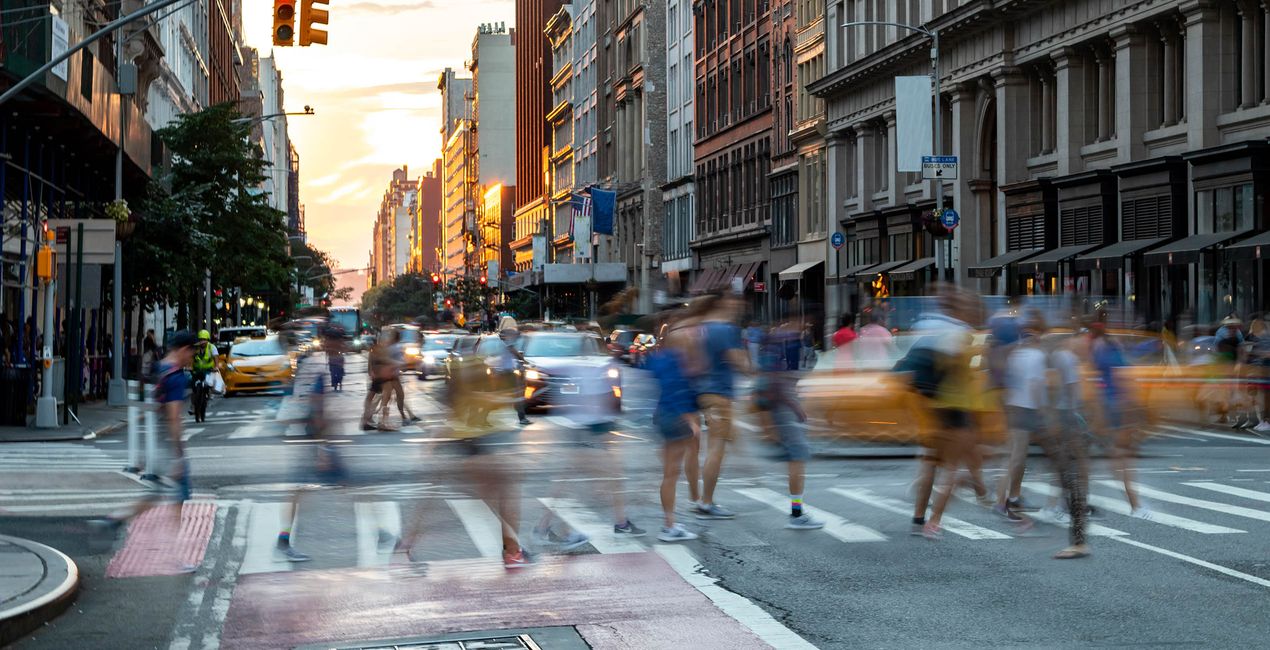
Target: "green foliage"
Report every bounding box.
[361,273,435,326]
[127,103,289,306]
[440,277,494,316]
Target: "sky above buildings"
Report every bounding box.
[242,0,514,271]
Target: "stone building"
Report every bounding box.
[662,0,698,295]
[811,0,1270,327]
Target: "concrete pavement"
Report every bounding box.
[0,534,78,646]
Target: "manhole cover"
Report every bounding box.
[299,626,590,650]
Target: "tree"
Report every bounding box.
[361,274,435,326]
[129,104,291,311]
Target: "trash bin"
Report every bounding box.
[0,366,29,426]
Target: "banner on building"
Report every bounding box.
[570,193,593,261]
[591,187,616,235]
[487,259,499,282]
[895,76,933,173]
[532,234,547,271]
[51,17,69,81]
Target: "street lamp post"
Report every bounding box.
[840,21,948,284]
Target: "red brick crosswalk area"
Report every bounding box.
[106,502,217,578]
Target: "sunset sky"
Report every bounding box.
[241,0,515,271]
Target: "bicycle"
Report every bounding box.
[191,373,210,423]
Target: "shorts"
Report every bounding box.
[698,394,735,441]
[369,379,385,394]
[934,408,970,430]
[1005,406,1045,437]
[655,410,695,443]
[770,406,811,462]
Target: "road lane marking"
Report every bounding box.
[1098,480,1270,523]
[446,499,504,558]
[1159,425,1270,445]
[1182,481,1270,504]
[227,420,268,439]
[1150,431,1207,442]
[829,487,1012,540]
[1023,482,1239,534]
[538,497,646,554]
[1109,537,1270,589]
[354,501,401,567]
[735,487,887,542]
[654,545,818,650]
[239,501,292,575]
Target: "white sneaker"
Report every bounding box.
[1253,420,1270,433]
[657,523,698,542]
[785,513,825,530]
[1130,505,1153,520]
[1039,505,1069,524]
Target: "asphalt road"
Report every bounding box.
[5,353,1270,648]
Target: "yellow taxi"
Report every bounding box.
[222,335,294,396]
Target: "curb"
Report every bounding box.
[0,534,80,646]
[83,419,128,440]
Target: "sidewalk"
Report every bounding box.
[0,534,79,646]
[0,398,133,443]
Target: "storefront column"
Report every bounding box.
[1238,0,1259,109]
[949,82,982,289]
[1113,25,1150,161]
[1159,23,1178,126]
[1052,47,1088,175]
[853,121,876,211]
[1183,1,1224,147]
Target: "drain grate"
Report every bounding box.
[299,626,590,650]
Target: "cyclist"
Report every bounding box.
[188,330,219,420]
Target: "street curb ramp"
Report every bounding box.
[0,534,80,647]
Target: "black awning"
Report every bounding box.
[1017,244,1100,275]
[967,249,1041,278]
[688,268,722,294]
[1073,238,1168,272]
[777,260,824,281]
[888,257,936,282]
[856,259,909,279]
[1144,230,1252,266]
[839,263,876,283]
[1225,231,1270,260]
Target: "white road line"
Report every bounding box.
[1150,431,1207,442]
[446,499,504,558]
[1109,537,1270,589]
[354,501,401,567]
[1098,480,1270,523]
[538,497,645,554]
[654,545,817,650]
[227,421,268,439]
[829,487,1012,540]
[1022,502,1129,536]
[1183,481,1270,504]
[735,487,887,542]
[1023,482,1239,534]
[181,427,204,441]
[1159,425,1270,445]
[1235,469,1270,472]
[239,501,292,575]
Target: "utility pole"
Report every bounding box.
[108,24,129,406]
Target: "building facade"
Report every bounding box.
[470,25,517,189]
[209,0,239,105]
[412,160,444,274]
[662,0,697,293]
[546,5,577,262]
[369,167,417,287]
[691,0,773,317]
[812,0,1270,328]
[144,0,209,130]
[768,0,800,315]
[442,120,476,276]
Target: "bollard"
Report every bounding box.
[125,405,139,473]
[143,408,158,480]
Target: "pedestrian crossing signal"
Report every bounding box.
[299,0,329,46]
[273,0,296,46]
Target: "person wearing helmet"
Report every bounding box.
[188,329,219,418]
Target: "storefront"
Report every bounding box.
[1018,171,1117,296]
[990,180,1058,295]
[842,213,883,315]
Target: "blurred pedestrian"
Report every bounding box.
[327,328,347,392]
[755,325,824,530]
[690,295,751,520]
[360,331,395,431]
[648,313,702,542]
[800,322,817,369]
[1248,313,1270,432]
[1088,314,1148,518]
[745,321,764,368]
[832,313,857,371]
[385,330,421,425]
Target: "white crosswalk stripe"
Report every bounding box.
[1182,481,1270,504]
[829,487,1013,539]
[0,443,124,473]
[735,487,888,542]
[1023,482,1245,534]
[1097,480,1270,523]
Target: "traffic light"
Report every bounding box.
[273,0,295,46]
[430,272,441,285]
[479,275,487,286]
[298,0,329,46]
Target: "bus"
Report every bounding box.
[329,306,360,337]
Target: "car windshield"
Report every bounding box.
[522,334,606,357]
[424,336,455,350]
[613,331,638,346]
[396,329,421,344]
[232,339,285,357]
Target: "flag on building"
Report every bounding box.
[590,187,616,235]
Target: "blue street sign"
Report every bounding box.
[922,155,958,164]
[939,208,960,230]
[830,232,846,250]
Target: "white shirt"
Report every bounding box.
[1005,345,1047,410]
[1051,348,1081,410]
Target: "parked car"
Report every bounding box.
[606,329,642,363]
[517,332,620,412]
[215,326,267,363]
[222,335,294,397]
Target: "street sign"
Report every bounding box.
[753,281,767,293]
[830,232,846,250]
[939,208,960,230]
[921,155,958,180]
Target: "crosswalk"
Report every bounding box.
[175,475,1270,584]
[0,442,125,473]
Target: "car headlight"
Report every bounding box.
[405,346,421,356]
[524,369,542,381]
[226,363,237,372]
[607,367,620,380]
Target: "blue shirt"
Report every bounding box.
[648,349,698,419]
[1091,338,1125,401]
[698,321,744,398]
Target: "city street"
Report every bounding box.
[4,353,1270,648]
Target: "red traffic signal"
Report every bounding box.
[430,273,441,284]
[479,275,487,286]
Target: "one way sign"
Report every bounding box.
[921,155,958,180]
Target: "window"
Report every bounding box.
[1197,184,1255,234]
[668,63,678,106]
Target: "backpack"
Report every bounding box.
[894,340,945,398]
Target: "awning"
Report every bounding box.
[714,261,762,292]
[888,257,936,282]
[855,259,909,279]
[838,262,877,283]
[1073,238,1168,272]
[967,248,1041,278]
[1144,230,1252,266]
[688,268,722,294]
[1225,230,1270,260]
[778,260,824,281]
[1017,244,1100,275]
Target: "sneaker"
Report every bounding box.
[557,531,591,552]
[909,517,926,536]
[785,513,825,530]
[614,520,647,537]
[276,542,311,562]
[1253,420,1270,433]
[1130,505,1153,520]
[503,549,531,569]
[694,503,736,520]
[360,422,376,431]
[1006,496,1039,512]
[922,522,943,540]
[532,526,561,545]
[392,542,423,563]
[1233,415,1251,429]
[518,417,531,425]
[975,493,995,508]
[1038,505,1069,524]
[992,503,1025,522]
[657,524,699,542]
